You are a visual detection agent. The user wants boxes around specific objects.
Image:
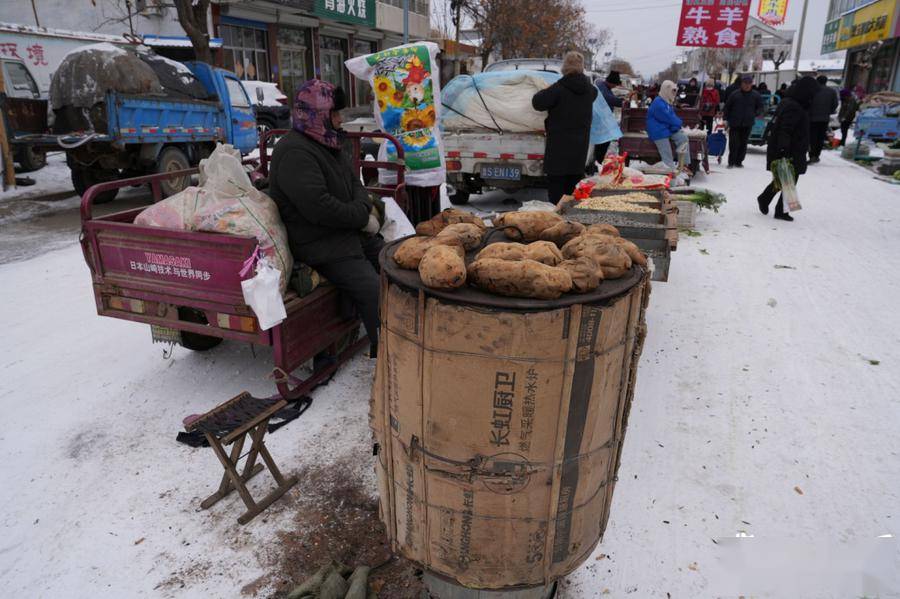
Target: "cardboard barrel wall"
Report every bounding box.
[370,272,650,589]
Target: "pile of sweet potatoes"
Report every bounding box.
[392,208,647,300]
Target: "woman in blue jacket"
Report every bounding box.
[647,80,688,169]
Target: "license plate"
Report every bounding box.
[480,164,521,180]
[151,325,182,345]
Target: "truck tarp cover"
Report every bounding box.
[441,70,622,144]
[50,43,209,110]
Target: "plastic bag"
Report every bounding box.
[241,256,286,331]
[771,158,801,212]
[345,42,445,187]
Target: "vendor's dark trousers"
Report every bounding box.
[758,172,801,216]
[311,235,384,355]
[727,126,751,166]
[594,142,611,166]
[702,116,714,132]
[839,121,852,146]
[809,121,829,159]
[547,174,583,204]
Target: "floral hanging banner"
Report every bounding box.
[758,0,790,27]
[346,42,445,186]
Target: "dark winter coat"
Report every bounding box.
[809,85,839,123]
[269,130,372,266]
[596,80,623,109]
[724,89,763,128]
[532,73,598,176]
[766,77,818,175]
[683,82,700,107]
[838,95,860,123]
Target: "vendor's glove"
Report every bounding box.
[362,213,381,235]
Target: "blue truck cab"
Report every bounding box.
[59,61,259,203]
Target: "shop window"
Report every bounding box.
[221,23,270,82]
[320,35,348,91]
[278,27,313,97]
[354,40,377,106]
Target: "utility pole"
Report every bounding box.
[403,0,409,44]
[793,0,810,81]
[453,0,462,76]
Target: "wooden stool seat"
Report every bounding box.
[186,392,298,524]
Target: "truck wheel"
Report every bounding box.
[17,146,47,172]
[157,147,191,198]
[448,190,470,205]
[72,167,119,204]
[177,307,223,352]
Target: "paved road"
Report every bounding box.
[0,190,154,265]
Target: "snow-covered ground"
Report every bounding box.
[1,146,899,598]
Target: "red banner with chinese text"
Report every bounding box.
[676,0,752,48]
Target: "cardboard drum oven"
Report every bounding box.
[370,239,651,590]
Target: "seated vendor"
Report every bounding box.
[647,80,689,171]
[269,79,383,357]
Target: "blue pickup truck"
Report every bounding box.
[45,59,258,203]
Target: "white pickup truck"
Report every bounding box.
[443,129,554,205]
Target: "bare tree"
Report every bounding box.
[462,0,608,67]
[608,59,635,76]
[173,0,212,64]
[655,61,680,84]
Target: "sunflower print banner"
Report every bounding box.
[346,42,445,186]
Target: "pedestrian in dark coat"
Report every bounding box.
[723,74,763,168]
[757,76,817,222]
[838,88,859,146]
[683,77,701,107]
[270,79,383,355]
[532,51,598,204]
[591,70,624,169]
[808,75,838,162]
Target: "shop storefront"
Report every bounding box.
[212,0,429,106]
[824,0,900,93]
[220,17,272,82]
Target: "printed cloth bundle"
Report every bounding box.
[134,144,293,294]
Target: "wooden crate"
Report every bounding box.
[674,200,696,229]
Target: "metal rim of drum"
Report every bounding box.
[380,235,645,311]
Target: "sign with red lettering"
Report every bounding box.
[676,0,752,48]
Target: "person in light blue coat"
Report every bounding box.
[646,80,688,169]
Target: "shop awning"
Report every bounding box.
[142,35,223,49]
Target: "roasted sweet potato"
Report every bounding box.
[415,208,485,236]
[393,236,464,269]
[558,256,602,293]
[419,245,467,289]
[539,220,585,246]
[492,211,563,241]
[586,223,621,237]
[475,242,528,262]
[436,222,485,251]
[524,240,564,266]
[579,232,647,267]
[560,236,632,279]
[467,258,573,300]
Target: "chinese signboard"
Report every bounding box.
[758,0,790,26]
[676,0,752,48]
[821,18,840,53]
[314,0,375,27]
[836,0,896,50]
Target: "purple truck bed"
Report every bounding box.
[80,130,405,399]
